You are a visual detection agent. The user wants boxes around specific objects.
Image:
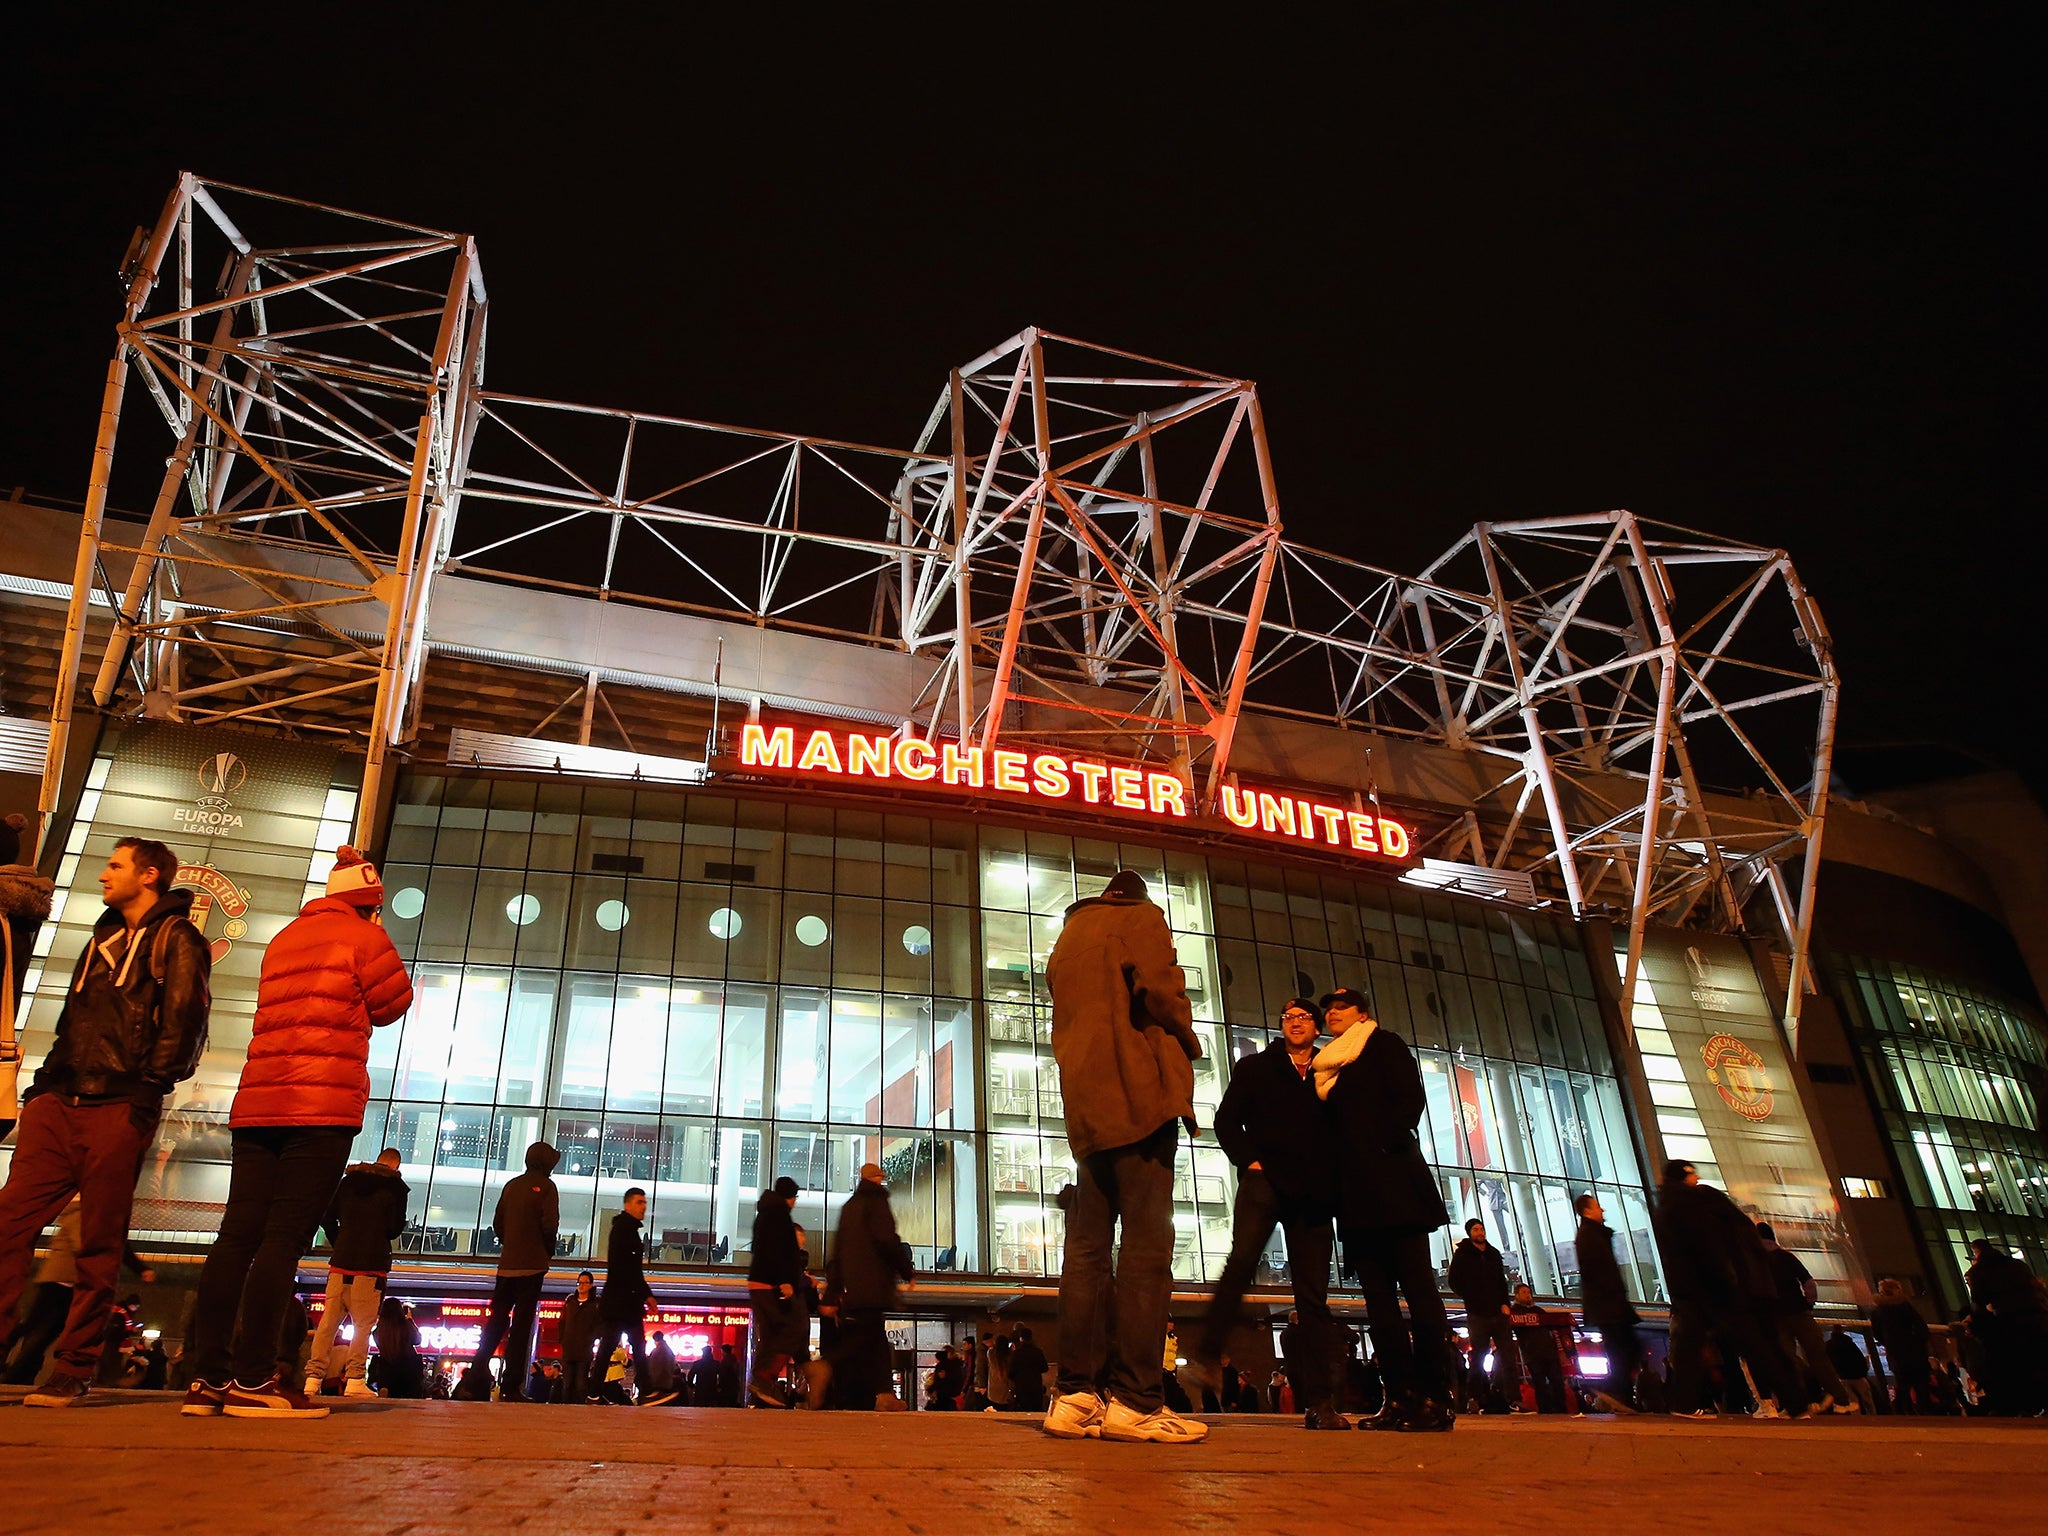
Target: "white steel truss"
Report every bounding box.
[42,179,1839,1044]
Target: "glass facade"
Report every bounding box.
[1829,954,2048,1311]
[358,770,1656,1303]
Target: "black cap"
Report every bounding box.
[773,1176,800,1199]
[1319,987,1368,1012]
[1103,870,1150,899]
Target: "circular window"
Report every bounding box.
[505,894,541,926]
[709,906,743,940]
[595,899,630,932]
[795,914,830,947]
[902,924,932,957]
[390,887,426,921]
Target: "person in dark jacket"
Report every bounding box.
[1316,987,1455,1432]
[0,836,209,1410]
[642,1331,680,1405]
[1870,1278,1934,1414]
[305,1148,409,1396]
[807,1162,916,1409]
[1965,1238,2048,1415]
[455,1140,560,1401]
[557,1270,604,1403]
[372,1293,424,1399]
[1043,871,1207,1445]
[185,847,413,1421]
[598,1187,656,1400]
[1652,1160,1797,1416]
[687,1344,720,1406]
[747,1175,807,1406]
[717,1343,743,1406]
[1826,1326,1877,1414]
[928,1346,966,1410]
[1448,1217,1515,1412]
[1507,1284,1567,1412]
[0,811,56,1144]
[1007,1325,1048,1414]
[1756,1221,1854,1413]
[1194,999,1347,1430]
[1573,1193,1643,1412]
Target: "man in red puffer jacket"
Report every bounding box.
[182,847,413,1420]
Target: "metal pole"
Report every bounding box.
[978,333,1051,751]
[1202,388,1283,799]
[1781,589,1839,1054]
[948,368,974,742]
[1619,646,1676,1045]
[39,352,131,861]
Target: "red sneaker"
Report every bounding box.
[223,1374,330,1419]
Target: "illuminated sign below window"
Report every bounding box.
[734,724,1410,864]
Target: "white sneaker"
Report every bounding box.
[343,1379,377,1399]
[1041,1390,1107,1439]
[303,1377,323,1398]
[1099,1398,1209,1444]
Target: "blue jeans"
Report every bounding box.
[1055,1119,1178,1413]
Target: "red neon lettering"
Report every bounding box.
[1297,799,1315,839]
[1312,804,1345,845]
[1108,766,1145,810]
[1378,818,1410,859]
[1347,811,1380,852]
[740,724,794,768]
[991,750,1030,793]
[797,730,844,774]
[1071,761,1108,804]
[847,734,892,777]
[1147,773,1187,818]
[894,738,936,781]
[1220,785,1258,828]
[1257,792,1296,836]
[941,743,984,787]
[1031,754,1072,798]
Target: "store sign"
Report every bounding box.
[736,724,1411,862]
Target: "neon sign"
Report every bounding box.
[737,724,1410,862]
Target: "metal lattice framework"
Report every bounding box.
[41,178,1839,1042]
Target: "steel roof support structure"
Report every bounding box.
[37,173,486,853]
[41,178,1841,1036]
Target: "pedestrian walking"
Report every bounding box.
[1315,987,1456,1432]
[1448,1216,1515,1413]
[1195,997,1347,1430]
[1964,1238,2048,1415]
[1756,1221,1856,1413]
[454,1141,560,1401]
[1825,1326,1878,1414]
[182,846,412,1421]
[1870,1278,1935,1413]
[1573,1192,1644,1413]
[641,1331,681,1405]
[747,1175,807,1406]
[1,1196,154,1386]
[304,1147,408,1398]
[805,1161,914,1411]
[1041,869,1208,1444]
[1652,1159,1798,1418]
[558,1270,604,1402]
[0,811,56,1143]
[597,1187,657,1400]
[0,837,209,1409]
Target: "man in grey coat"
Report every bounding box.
[1042,870,1207,1444]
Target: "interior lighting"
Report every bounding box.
[506,894,541,926]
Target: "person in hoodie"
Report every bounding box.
[0,836,209,1409]
[1041,870,1207,1445]
[0,811,56,1143]
[1573,1192,1644,1413]
[304,1146,408,1397]
[747,1174,806,1406]
[1447,1218,1515,1412]
[557,1270,604,1403]
[1756,1220,1855,1414]
[454,1140,560,1401]
[597,1186,656,1399]
[182,846,413,1421]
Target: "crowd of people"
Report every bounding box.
[0,833,2043,1436]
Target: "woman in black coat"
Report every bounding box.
[1314,988,1454,1431]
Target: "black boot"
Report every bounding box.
[1303,1405,1355,1430]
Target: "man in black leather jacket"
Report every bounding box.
[0,836,209,1407]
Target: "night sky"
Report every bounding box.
[7,13,2036,793]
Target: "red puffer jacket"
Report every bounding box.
[232,896,414,1129]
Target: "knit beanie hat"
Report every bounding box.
[326,846,385,907]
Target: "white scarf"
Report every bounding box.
[1310,1018,1376,1100]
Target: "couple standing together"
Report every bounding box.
[1042,871,1452,1445]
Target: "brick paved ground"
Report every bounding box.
[1,1392,2043,1536]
